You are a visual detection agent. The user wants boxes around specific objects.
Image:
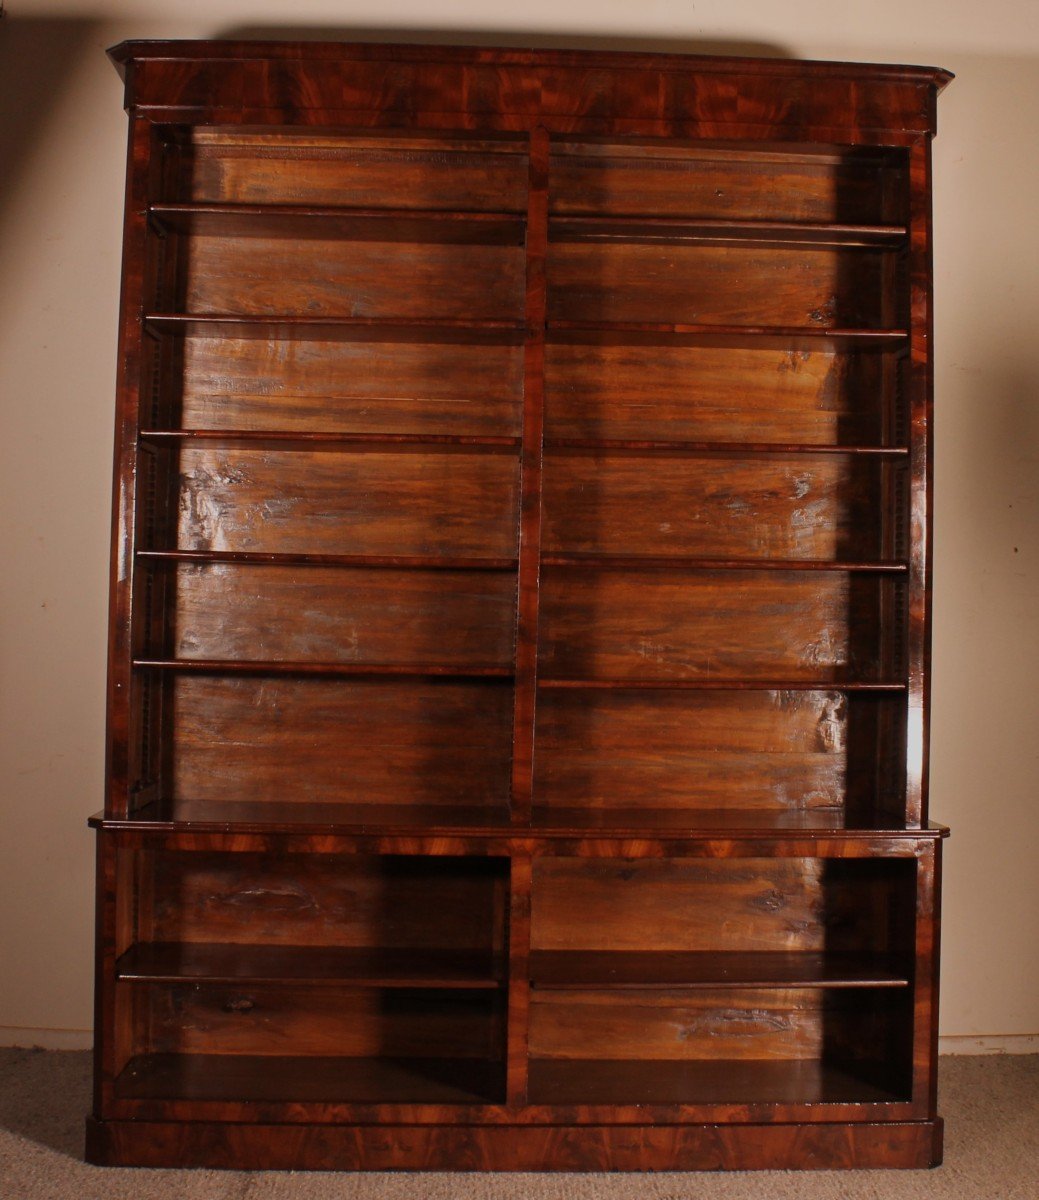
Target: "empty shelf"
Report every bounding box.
[117,1053,505,1105]
[117,944,504,989]
[529,950,910,990]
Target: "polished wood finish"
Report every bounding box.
[91,39,950,1172]
[87,1116,944,1171]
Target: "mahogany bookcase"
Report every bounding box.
[87,40,952,1171]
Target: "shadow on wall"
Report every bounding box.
[0,18,103,225]
[215,26,793,57]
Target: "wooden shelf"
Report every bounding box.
[132,658,515,679]
[149,202,526,244]
[549,216,907,247]
[139,430,521,454]
[547,321,909,350]
[529,950,910,990]
[542,554,908,572]
[527,1059,908,1107]
[117,1053,505,1105]
[543,439,909,457]
[538,679,908,691]
[138,550,519,571]
[143,314,526,344]
[529,808,935,836]
[96,799,515,834]
[117,944,504,989]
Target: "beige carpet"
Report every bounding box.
[1,1050,1036,1198]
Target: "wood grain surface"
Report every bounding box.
[542,453,902,559]
[538,567,902,682]
[544,341,903,445]
[168,677,514,805]
[533,688,904,813]
[173,448,520,558]
[165,564,516,665]
[178,334,524,436]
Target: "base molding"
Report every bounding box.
[86,1116,944,1171]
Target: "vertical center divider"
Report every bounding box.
[511,124,549,823]
[506,125,549,1108]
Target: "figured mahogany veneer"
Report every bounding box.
[90,39,951,1172]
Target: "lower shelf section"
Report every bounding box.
[116,1053,506,1105]
[528,1058,909,1106]
[86,1115,944,1170]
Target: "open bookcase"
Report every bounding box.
[88,41,952,1171]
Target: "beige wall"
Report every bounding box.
[1,1,1036,1050]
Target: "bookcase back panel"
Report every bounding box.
[544,343,901,446]
[530,857,912,954]
[176,336,524,437]
[549,143,907,224]
[528,989,913,1106]
[530,988,826,1061]
[527,1046,911,1107]
[533,689,904,813]
[166,565,516,665]
[143,853,507,951]
[547,243,897,329]
[179,128,528,211]
[174,234,525,321]
[171,448,520,557]
[134,985,503,1059]
[542,454,901,560]
[168,677,513,805]
[538,569,902,681]
[115,1053,507,1106]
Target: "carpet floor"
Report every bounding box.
[1,1050,1036,1198]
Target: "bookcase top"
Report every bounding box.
[107,40,953,90]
